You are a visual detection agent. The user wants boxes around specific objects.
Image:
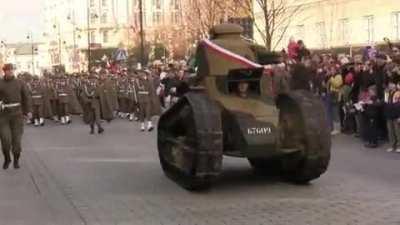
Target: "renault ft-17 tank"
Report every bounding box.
[157,23,331,190]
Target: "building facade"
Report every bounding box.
[42,0,189,71]
[254,0,400,51]
[43,0,134,72]
[0,42,52,76]
[131,0,186,59]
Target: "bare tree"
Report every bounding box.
[182,0,228,41]
[230,0,303,51]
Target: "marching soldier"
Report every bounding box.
[0,64,32,169]
[127,73,139,121]
[109,74,120,117]
[30,76,46,126]
[41,76,54,120]
[117,75,130,118]
[48,76,59,122]
[55,76,71,124]
[81,75,104,134]
[97,73,115,122]
[135,70,161,132]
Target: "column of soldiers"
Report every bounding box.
[19,68,161,134]
[1,61,186,169]
[23,74,83,126]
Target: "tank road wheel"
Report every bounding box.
[277,90,331,183]
[157,93,223,191]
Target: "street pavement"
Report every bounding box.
[0,117,400,225]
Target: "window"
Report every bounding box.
[90,31,96,43]
[338,18,350,44]
[364,15,374,44]
[101,13,107,24]
[171,0,180,10]
[90,0,95,7]
[392,11,400,40]
[152,0,162,25]
[102,0,107,7]
[153,0,162,9]
[171,11,180,24]
[103,30,109,43]
[315,22,327,48]
[153,12,162,25]
[90,13,98,24]
[296,25,305,41]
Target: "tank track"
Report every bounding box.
[157,92,223,190]
[278,90,331,183]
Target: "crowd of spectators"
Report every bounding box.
[285,38,400,152]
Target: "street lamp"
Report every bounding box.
[67,10,79,72]
[87,0,98,72]
[138,0,145,67]
[26,32,35,75]
[53,24,63,67]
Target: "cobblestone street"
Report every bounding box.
[1,118,399,225]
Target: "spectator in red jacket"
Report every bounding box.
[287,37,299,61]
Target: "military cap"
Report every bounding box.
[211,23,244,36]
[2,63,14,71]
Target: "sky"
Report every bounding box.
[0,0,44,43]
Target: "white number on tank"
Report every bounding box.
[247,127,272,135]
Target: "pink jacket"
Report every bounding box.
[288,41,299,60]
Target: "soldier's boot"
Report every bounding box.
[60,116,66,124]
[34,119,40,127]
[3,153,11,170]
[98,125,104,134]
[140,123,145,132]
[13,153,20,169]
[147,121,154,132]
[39,118,45,126]
[66,116,71,124]
[90,125,95,135]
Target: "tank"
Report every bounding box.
[157,23,331,190]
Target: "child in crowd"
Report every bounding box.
[339,72,356,134]
[384,78,400,152]
[362,84,381,148]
